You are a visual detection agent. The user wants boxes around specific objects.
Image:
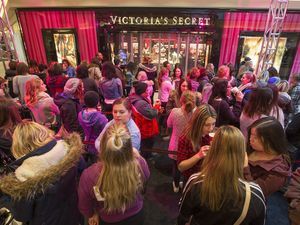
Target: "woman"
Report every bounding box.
[95,98,141,151]
[166,78,192,115]
[4,60,17,98]
[77,64,99,94]
[178,126,266,225]
[208,79,242,127]
[177,104,217,180]
[0,97,22,169]
[88,58,102,86]
[158,67,173,109]
[78,124,150,225]
[240,87,282,138]
[46,62,68,97]
[244,117,291,197]
[129,81,159,158]
[167,90,196,192]
[62,58,76,78]
[99,62,123,120]
[238,71,256,103]
[54,78,84,137]
[24,77,60,129]
[172,67,183,90]
[0,121,82,225]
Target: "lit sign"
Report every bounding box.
[109,16,211,26]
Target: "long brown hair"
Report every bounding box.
[0,97,22,138]
[182,104,216,151]
[199,125,246,211]
[96,124,143,213]
[158,67,169,87]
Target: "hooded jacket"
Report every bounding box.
[244,154,291,197]
[0,133,83,225]
[78,109,108,154]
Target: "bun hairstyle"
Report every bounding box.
[97,123,143,213]
[180,90,196,114]
[100,124,133,165]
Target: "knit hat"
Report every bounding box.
[267,77,281,86]
[84,91,99,108]
[64,78,81,95]
[133,81,148,95]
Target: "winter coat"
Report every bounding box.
[81,77,99,94]
[0,134,14,169]
[129,94,159,139]
[244,154,291,197]
[0,134,83,225]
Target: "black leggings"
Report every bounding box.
[101,208,145,225]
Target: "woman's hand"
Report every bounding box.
[197,145,210,158]
[243,153,249,168]
[88,213,99,225]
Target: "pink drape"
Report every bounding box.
[219,12,300,76]
[17,10,98,65]
[290,41,300,76]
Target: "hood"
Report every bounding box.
[138,63,157,73]
[0,133,83,200]
[249,154,291,178]
[78,110,100,128]
[128,94,145,106]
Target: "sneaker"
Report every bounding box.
[162,135,170,141]
[172,181,179,193]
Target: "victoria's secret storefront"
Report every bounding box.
[17,8,300,78]
[95,8,223,74]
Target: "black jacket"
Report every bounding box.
[178,174,266,225]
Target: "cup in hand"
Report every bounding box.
[231,87,239,96]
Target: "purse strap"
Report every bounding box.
[234,182,251,225]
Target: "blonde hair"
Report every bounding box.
[96,124,143,213]
[199,125,246,211]
[12,121,54,159]
[180,90,196,114]
[183,104,217,151]
[24,77,43,106]
[217,65,230,79]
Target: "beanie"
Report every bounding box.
[64,78,81,95]
[133,81,148,95]
[267,77,281,86]
[84,91,99,108]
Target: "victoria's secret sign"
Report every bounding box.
[109,15,211,26]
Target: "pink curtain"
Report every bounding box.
[219,12,300,76]
[290,42,300,76]
[17,10,98,65]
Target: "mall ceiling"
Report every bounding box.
[6,0,300,10]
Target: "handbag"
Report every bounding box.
[234,182,251,225]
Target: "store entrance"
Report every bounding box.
[108,31,213,74]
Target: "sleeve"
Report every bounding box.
[12,76,19,95]
[131,129,141,151]
[286,113,300,145]
[116,78,123,97]
[136,100,158,120]
[167,109,174,128]
[95,122,110,151]
[177,183,195,225]
[177,136,191,165]
[78,169,96,218]
[139,156,150,181]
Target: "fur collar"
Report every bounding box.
[0,133,83,200]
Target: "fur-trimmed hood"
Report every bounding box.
[0,133,83,200]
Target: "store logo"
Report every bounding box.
[109,16,211,26]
